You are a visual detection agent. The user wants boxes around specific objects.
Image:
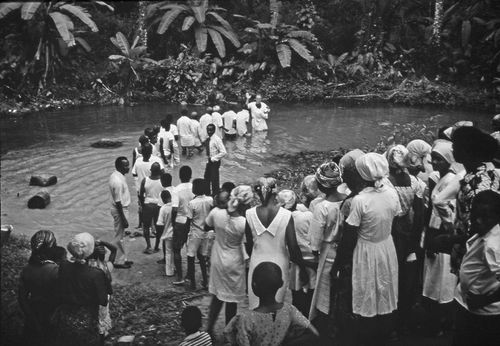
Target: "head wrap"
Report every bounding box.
[386,145,409,169]
[301,175,320,198]
[213,105,220,112]
[355,153,389,188]
[339,149,364,175]
[432,139,455,164]
[67,232,95,263]
[277,190,297,210]
[493,114,500,128]
[228,185,254,212]
[30,230,56,253]
[255,177,277,203]
[315,162,343,189]
[405,140,431,169]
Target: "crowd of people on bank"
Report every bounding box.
[17,109,500,346]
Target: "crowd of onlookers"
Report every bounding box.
[16,111,500,346]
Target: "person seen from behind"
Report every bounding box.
[179,306,213,346]
[224,261,319,346]
[155,190,175,276]
[139,162,163,254]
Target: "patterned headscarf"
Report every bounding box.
[67,232,95,263]
[339,149,364,174]
[228,185,254,212]
[277,190,297,210]
[255,177,277,203]
[315,162,343,189]
[355,153,389,188]
[386,145,409,169]
[30,230,56,253]
[406,139,431,169]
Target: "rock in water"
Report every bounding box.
[29,174,57,187]
[27,191,51,209]
[91,139,123,148]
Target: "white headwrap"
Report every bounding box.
[67,232,95,263]
[213,105,221,112]
[228,185,254,212]
[277,190,297,210]
[386,145,409,169]
[432,139,454,164]
[355,153,389,188]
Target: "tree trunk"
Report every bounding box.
[137,1,148,48]
[432,0,443,46]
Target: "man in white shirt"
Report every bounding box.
[177,109,195,157]
[235,104,250,136]
[109,156,132,268]
[222,106,238,140]
[173,165,194,285]
[198,107,213,143]
[158,119,175,168]
[211,105,224,139]
[131,143,164,192]
[453,190,500,346]
[246,93,270,131]
[190,112,203,152]
[204,123,227,195]
[166,113,180,166]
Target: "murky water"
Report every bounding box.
[0,103,491,245]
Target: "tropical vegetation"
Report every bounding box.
[0,0,498,114]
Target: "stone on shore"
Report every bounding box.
[91,138,123,148]
[29,174,57,187]
[27,191,50,209]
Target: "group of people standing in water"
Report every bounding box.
[17,110,500,346]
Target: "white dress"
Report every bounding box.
[346,185,401,317]
[206,208,247,303]
[423,171,458,303]
[308,200,342,319]
[246,207,291,309]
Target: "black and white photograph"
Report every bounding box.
[1,1,499,345]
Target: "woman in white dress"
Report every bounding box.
[206,186,254,335]
[421,140,458,336]
[277,190,315,318]
[245,177,309,310]
[308,162,345,327]
[341,153,401,345]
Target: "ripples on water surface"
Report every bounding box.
[0,103,491,243]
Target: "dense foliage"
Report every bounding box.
[0,0,498,112]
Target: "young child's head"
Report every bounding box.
[215,190,230,209]
[161,190,172,205]
[470,190,500,236]
[179,166,192,183]
[181,305,202,335]
[160,172,172,188]
[192,178,207,196]
[251,261,283,302]
[221,181,236,194]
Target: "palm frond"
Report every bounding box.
[49,12,75,46]
[208,27,225,57]
[59,4,98,32]
[110,32,130,56]
[0,2,22,19]
[287,38,313,62]
[206,11,232,31]
[276,43,291,68]
[182,16,195,31]
[211,25,240,48]
[195,26,208,53]
[157,8,183,34]
[21,2,42,20]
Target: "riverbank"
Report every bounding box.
[0,75,497,117]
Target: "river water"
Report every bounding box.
[0,103,491,245]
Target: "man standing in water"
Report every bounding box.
[204,123,226,195]
[246,93,270,132]
[109,157,132,269]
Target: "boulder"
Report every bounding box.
[27,191,51,209]
[0,225,13,247]
[91,138,123,148]
[29,174,57,187]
